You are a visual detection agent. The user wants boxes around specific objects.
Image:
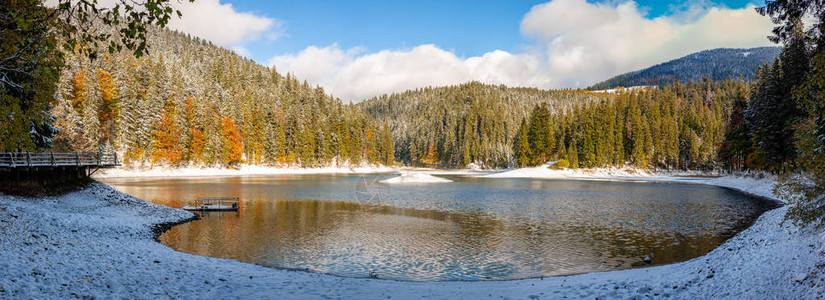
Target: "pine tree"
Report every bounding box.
[719,83,751,170]
[748,21,810,171]
[514,118,532,167]
[50,96,91,152]
[782,49,825,225]
[380,123,394,165]
[568,139,579,168]
[527,103,555,165]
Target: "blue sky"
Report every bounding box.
[168,0,773,101]
[227,0,761,62]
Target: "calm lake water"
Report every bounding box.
[101,174,777,281]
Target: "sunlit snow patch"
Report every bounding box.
[380,172,452,184]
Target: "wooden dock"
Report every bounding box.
[0,152,120,195]
[0,152,119,169]
[183,197,240,211]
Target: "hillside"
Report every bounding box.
[51,27,394,168]
[589,47,781,90]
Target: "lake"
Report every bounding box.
[100,173,777,281]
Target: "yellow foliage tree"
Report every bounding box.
[221,117,243,166]
[96,69,118,145]
[151,101,183,165]
[70,70,86,113]
[419,142,437,167]
[188,127,205,163]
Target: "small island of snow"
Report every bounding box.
[380,172,452,184]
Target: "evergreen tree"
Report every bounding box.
[719,83,752,170]
[748,21,809,171]
[514,118,532,167]
[527,103,555,165]
[568,139,579,168]
[380,123,394,165]
[782,50,825,225]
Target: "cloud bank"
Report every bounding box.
[268,45,549,101]
[268,0,775,102]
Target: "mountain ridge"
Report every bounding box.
[588,46,781,90]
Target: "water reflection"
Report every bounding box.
[101,174,777,281]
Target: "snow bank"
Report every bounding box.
[483,165,570,179]
[482,164,666,180]
[0,176,822,298]
[697,174,780,203]
[94,164,395,178]
[380,172,452,184]
[482,166,783,203]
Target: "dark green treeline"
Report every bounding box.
[362,80,746,170]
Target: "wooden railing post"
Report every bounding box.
[9,153,14,168]
[50,151,55,166]
[26,152,31,167]
[76,152,80,166]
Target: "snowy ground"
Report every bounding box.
[94,164,396,178]
[1,172,823,299]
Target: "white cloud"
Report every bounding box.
[269,0,776,102]
[267,44,362,84]
[167,0,281,46]
[268,45,550,102]
[45,0,282,55]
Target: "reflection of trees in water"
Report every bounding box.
[114,175,775,280]
[159,198,751,280]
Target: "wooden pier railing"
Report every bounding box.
[0,152,119,168]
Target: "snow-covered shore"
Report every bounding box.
[1,174,823,298]
[482,164,705,181]
[480,165,779,200]
[93,164,396,178]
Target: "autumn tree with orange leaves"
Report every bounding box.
[151,100,183,165]
[221,117,243,166]
[96,69,118,146]
[70,71,86,113]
